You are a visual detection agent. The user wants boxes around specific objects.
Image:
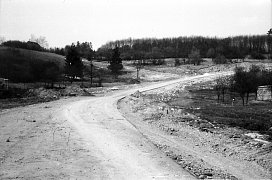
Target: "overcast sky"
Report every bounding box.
[0,0,270,50]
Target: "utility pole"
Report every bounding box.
[90,61,93,86]
[87,49,94,87]
[268,29,272,60]
[135,60,142,82]
[267,0,272,60]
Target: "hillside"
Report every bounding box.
[0,46,65,67]
[0,46,65,82]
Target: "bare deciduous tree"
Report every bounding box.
[0,36,5,44]
[214,76,231,103]
[29,34,49,48]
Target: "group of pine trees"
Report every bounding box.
[65,44,123,82]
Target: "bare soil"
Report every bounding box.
[118,76,272,179]
[1,78,202,179]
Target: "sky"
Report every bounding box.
[0,0,271,50]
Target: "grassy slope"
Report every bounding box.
[0,46,65,68]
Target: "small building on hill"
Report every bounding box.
[257,86,272,101]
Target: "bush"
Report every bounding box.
[174,58,181,66]
[188,48,202,65]
[151,59,165,65]
[250,51,266,60]
[157,59,165,65]
[108,47,123,77]
[213,55,228,64]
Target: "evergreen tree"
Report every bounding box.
[108,47,123,77]
[65,43,83,83]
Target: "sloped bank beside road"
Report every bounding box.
[118,73,272,180]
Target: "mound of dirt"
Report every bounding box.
[26,85,93,100]
[62,85,88,96]
[26,88,60,99]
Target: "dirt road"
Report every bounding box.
[0,72,231,179]
[62,72,232,179]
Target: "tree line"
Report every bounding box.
[1,35,49,51]
[49,41,95,58]
[2,40,44,52]
[97,35,271,60]
[2,35,270,62]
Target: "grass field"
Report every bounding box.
[169,81,272,138]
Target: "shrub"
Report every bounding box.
[213,55,228,64]
[174,58,181,66]
[108,47,123,77]
[250,51,266,60]
[151,59,165,65]
[188,48,202,65]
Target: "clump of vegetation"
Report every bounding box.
[206,48,216,60]
[65,43,83,83]
[250,51,266,60]
[2,40,43,51]
[174,58,181,66]
[188,48,202,65]
[108,47,123,78]
[215,65,272,106]
[213,55,228,64]
[151,59,165,65]
[214,76,231,102]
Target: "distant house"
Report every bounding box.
[257,86,272,101]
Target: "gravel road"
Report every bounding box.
[0,72,231,179]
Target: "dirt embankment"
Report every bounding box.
[118,79,272,180]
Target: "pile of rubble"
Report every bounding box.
[26,88,60,100]
[61,85,92,96]
[25,85,93,100]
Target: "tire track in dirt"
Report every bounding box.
[62,72,232,179]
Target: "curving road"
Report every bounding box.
[63,72,231,180]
